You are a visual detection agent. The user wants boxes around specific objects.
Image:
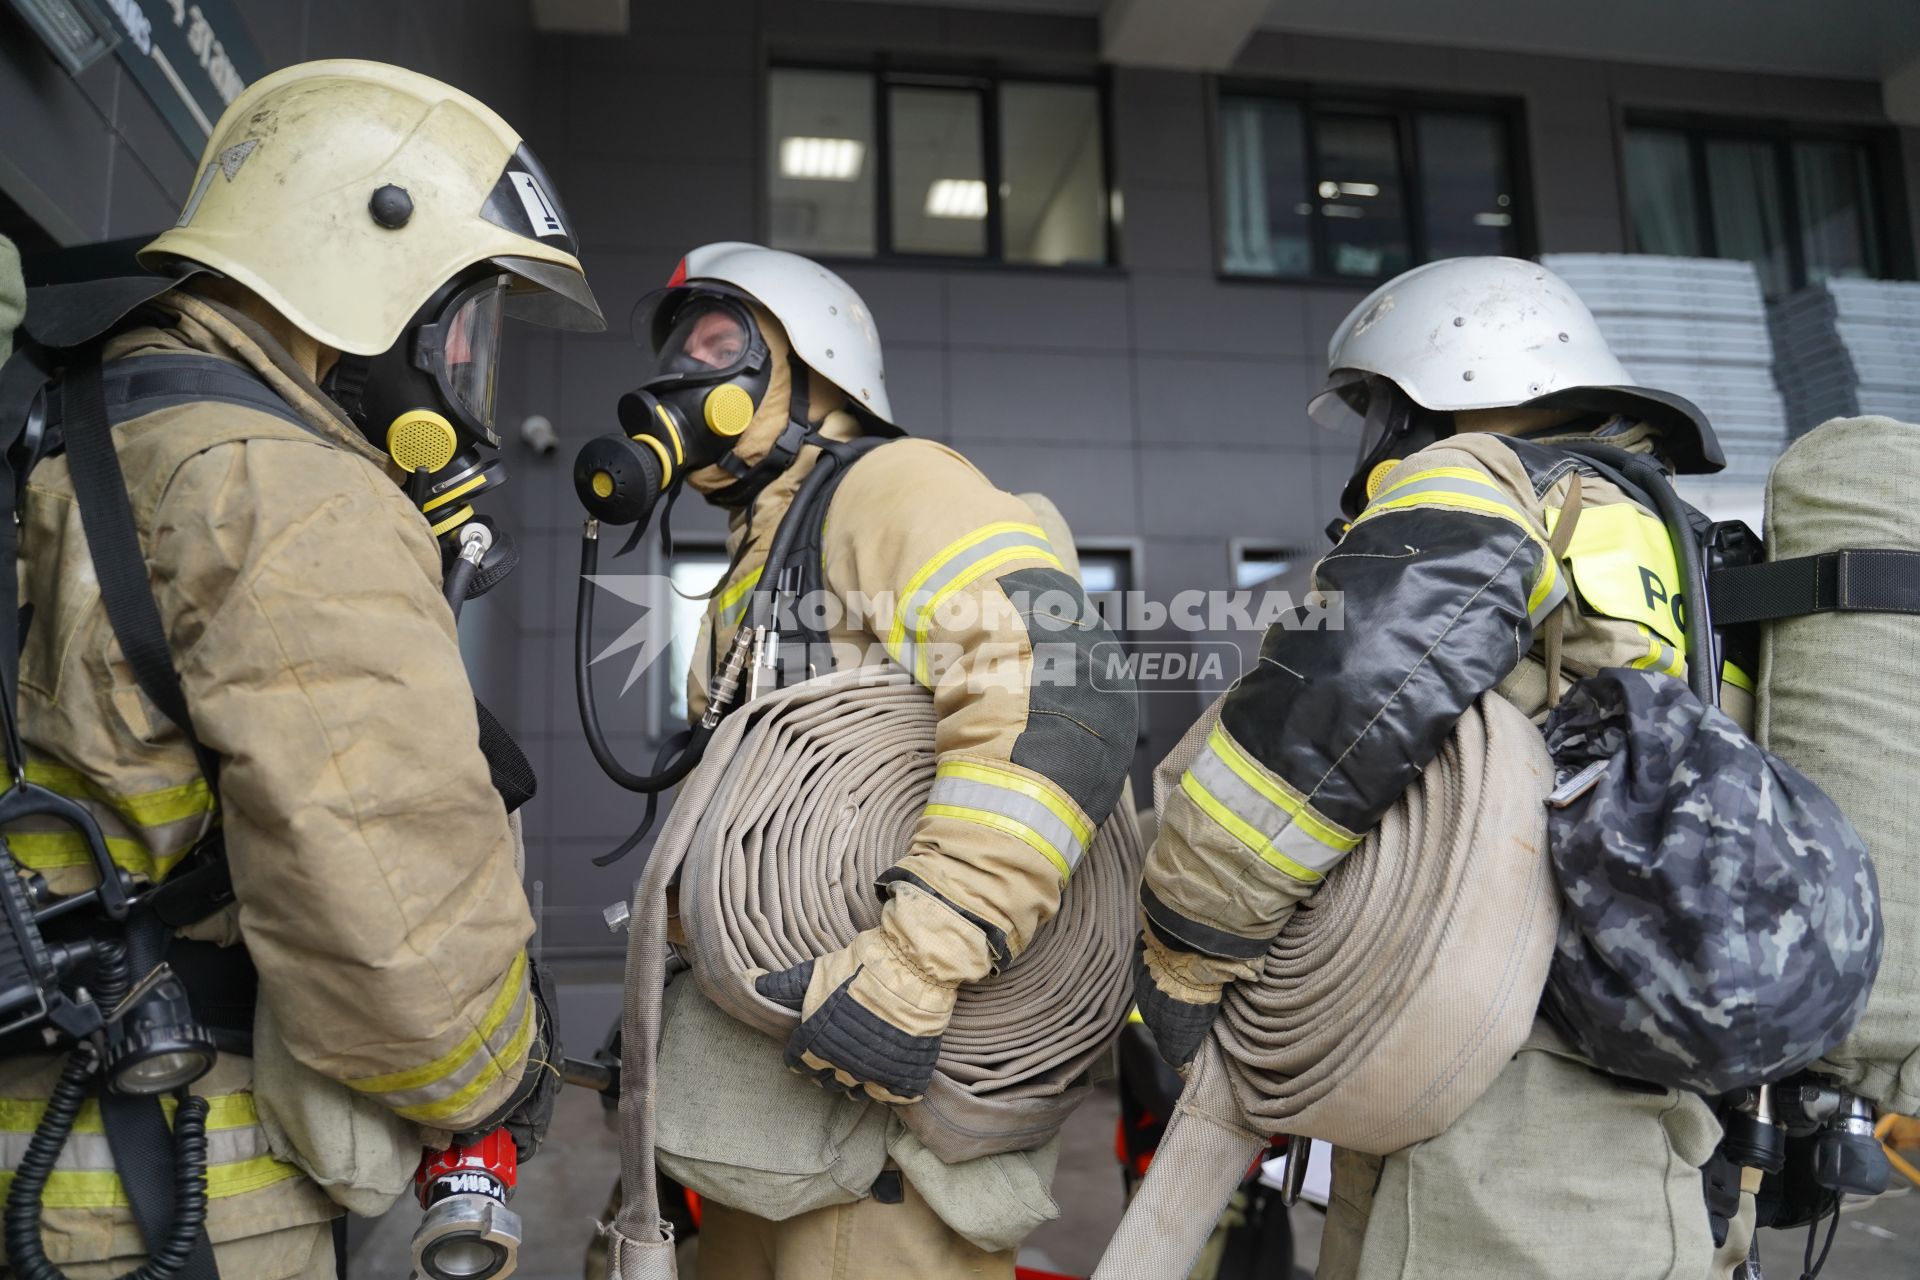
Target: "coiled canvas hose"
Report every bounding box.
[603,666,1142,1279]
[1092,691,1559,1280]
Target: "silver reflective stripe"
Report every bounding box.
[363,979,532,1116]
[901,529,1054,636]
[926,774,1088,871]
[0,1123,269,1173]
[1530,562,1569,625]
[1189,739,1349,875]
[1370,473,1536,528]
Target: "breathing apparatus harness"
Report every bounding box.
[1505,435,1909,1278]
[1333,368,1915,1273]
[0,274,539,1280]
[570,285,889,865]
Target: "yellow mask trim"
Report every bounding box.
[429,504,475,537]
[653,405,685,463]
[634,434,675,488]
[420,471,490,514]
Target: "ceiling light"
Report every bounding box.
[1322,204,1364,219]
[1317,180,1338,199]
[1474,212,1513,227]
[1337,182,1380,198]
[779,137,865,181]
[925,178,987,219]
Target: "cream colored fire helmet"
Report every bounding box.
[1309,257,1722,515]
[141,59,603,356]
[141,60,604,535]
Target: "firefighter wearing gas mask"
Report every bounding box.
[1134,257,1765,1280]
[576,243,1136,1280]
[0,60,598,1278]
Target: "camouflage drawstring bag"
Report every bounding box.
[1541,667,1882,1094]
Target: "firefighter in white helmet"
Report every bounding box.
[1135,256,1768,1279]
[578,242,1137,1280]
[0,60,600,1278]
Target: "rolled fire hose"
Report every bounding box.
[1092,691,1559,1280]
[603,666,1143,1279]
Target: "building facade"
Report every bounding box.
[3,0,1918,986]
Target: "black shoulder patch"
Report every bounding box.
[998,566,1138,825]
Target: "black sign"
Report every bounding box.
[99,0,264,157]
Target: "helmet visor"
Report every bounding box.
[647,296,760,383]
[436,276,508,434]
[1309,370,1403,473]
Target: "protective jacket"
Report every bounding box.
[0,288,533,1276]
[693,419,1137,977]
[1141,425,1750,987]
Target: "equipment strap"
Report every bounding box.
[55,349,221,1278]
[61,350,224,789]
[1709,549,1920,624]
[98,911,219,1280]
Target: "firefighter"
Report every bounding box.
[0,60,600,1278]
[1134,256,1758,1279]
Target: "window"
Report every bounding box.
[1623,120,1890,297]
[662,545,733,728]
[1229,542,1304,591]
[768,66,1111,266]
[1218,91,1523,281]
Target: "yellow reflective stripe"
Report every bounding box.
[1527,553,1562,619]
[0,1157,300,1209]
[935,761,1093,846]
[885,522,1058,657]
[0,1091,262,1136]
[1179,770,1319,885]
[392,998,536,1126]
[923,803,1073,882]
[912,545,1065,684]
[1362,470,1563,620]
[4,831,187,881]
[349,951,533,1120]
[715,566,763,627]
[20,762,215,827]
[0,1091,299,1207]
[1626,625,1684,677]
[1722,661,1754,693]
[1206,727,1358,858]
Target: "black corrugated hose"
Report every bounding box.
[3,940,212,1280]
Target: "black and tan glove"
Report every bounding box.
[1132,914,1251,1070]
[755,880,995,1104]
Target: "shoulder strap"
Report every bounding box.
[777,435,891,656]
[60,348,222,787]
[27,347,230,1278]
[1709,550,1920,624]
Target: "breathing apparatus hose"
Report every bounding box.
[574,524,713,796]
[4,942,213,1280]
[573,438,871,866]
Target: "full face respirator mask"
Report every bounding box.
[572,288,773,531]
[1311,372,1453,526]
[324,270,512,542]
